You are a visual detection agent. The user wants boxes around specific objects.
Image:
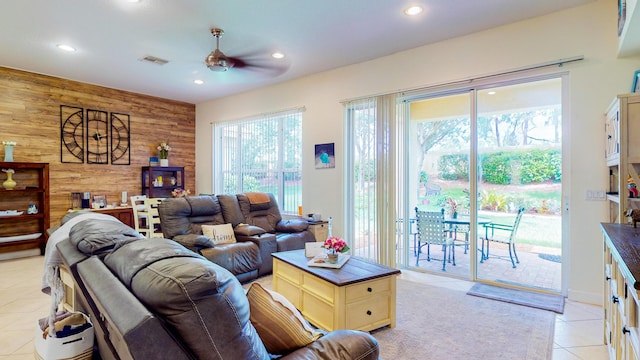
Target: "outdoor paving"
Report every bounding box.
[409,242,562,292]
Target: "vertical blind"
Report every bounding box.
[213,107,303,213]
[344,94,403,266]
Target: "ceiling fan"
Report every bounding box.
[205,28,234,72]
[204,28,289,76]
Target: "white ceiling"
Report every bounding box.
[0,0,595,104]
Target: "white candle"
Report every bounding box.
[121,191,127,205]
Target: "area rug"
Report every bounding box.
[371,279,556,360]
[467,282,565,314]
[246,277,556,359]
[538,253,562,263]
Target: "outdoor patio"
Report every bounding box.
[409,241,562,292]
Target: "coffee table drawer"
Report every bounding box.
[346,294,391,330]
[346,277,390,302]
[302,292,334,331]
[302,274,335,304]
[276,260,302,285]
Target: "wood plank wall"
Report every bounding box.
[0,67,196,226]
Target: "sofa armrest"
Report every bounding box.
[234,224,266,236]
[276,219,309,233]
[172,234,214,250]
[281,329,379,360]
[237,233,277,276]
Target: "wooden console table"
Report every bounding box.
[272,250,400,332]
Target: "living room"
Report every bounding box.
[1,0,639,359]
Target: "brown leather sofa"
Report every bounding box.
[56,218,380,360]
[158,193,315,280]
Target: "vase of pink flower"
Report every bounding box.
[323,236,350,263]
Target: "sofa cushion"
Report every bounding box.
[202,223,236,245]
[217,194,245,227]
[236,193,282,233]
[158,196,226,239]
[247,283,323,355]
[104,238,270,360]
[69,218,143,256]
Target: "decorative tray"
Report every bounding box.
[0,232,42,243]
[308,254,350,269]
[0,210,23,217]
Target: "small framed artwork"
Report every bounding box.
[632,70,640,93]
[315,143,335,169]
[619,0,627,37]
[92,195,107,209]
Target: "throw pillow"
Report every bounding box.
[246,282,323,355]
[201,223,236,245]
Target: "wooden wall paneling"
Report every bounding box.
[0,67,196,227]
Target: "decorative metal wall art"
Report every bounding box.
[60,105,131,165]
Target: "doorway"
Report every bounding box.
[407,77,563,293]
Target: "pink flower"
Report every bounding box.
[323,236,350,253]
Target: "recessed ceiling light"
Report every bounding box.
[271,52,285,59]
[56,44,76,52]
[404,6,423,16]
[488,91,496,95]
[194,79,204,85]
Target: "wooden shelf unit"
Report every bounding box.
[0,162,50,255]
[141,166,184,198]
[606,94,640,224]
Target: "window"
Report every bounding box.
[213,108,303,213]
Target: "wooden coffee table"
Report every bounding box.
[272,249,401,332]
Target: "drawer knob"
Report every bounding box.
[366,310,372,316]
[623,326,631,335]
[367,287,372,292]
[612,295,619,304]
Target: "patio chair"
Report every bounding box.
[480,207,525,268]
[452,209,470,254]
[414,208,455,271]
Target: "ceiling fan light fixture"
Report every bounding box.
[206,28,234,72]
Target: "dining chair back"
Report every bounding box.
[480,207,525,268]
[414,207,454,271]
[130,195,148,237]
[145,197,164,238]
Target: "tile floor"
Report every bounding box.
[0,255,609,360]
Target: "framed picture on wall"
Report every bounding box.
[619,0,627,37]
[315,143,335,169]
[632,70,640,93]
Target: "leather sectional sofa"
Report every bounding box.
[56,218,380,360]
[158,193,315,281]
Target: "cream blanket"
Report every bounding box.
[41,212,120,294]
[41,212,122,337]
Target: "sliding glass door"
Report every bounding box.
[408,92,471,277]
[475,79,562,292]
[345,74,564,294]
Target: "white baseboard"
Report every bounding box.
[567,288,603,306]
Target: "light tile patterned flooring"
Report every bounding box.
[0,255,608,359]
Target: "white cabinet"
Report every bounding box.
[605,94,640,224]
